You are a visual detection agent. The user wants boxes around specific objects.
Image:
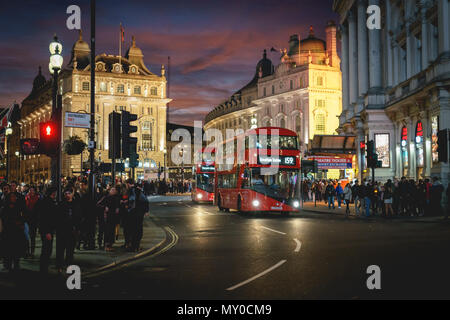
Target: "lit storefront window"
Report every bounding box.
[401,126,408,168]
[415,121,424,168]
[431,116,439,163]
[375,133,390,168]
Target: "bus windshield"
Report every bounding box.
[196,173,214,193]
[247,168,299,202]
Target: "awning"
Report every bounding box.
[308,135,356,154]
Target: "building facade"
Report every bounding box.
[13,31,170,183]
[204,24,342,154]
[334,0,450,184]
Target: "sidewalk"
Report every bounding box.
[300,200,447,222]
[148,194,191,203]
[0,216,166,278]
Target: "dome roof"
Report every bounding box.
[32,66,46,91]
[255,49,273,78]
[72,30,90,53]
[125,36,143,58]
[300,26,325,52]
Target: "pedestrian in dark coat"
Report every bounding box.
[125,179,149,252]
[56,188,82,272]
[36,187,58,274]
[0,192,27,271]
[100,187,121,250]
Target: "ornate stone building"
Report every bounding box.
[15,31,170,183]
[334,0,450,184]
[204,23,342,154]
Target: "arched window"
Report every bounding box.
[295,115,301,133]
[280,117,286,128]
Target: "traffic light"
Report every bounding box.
[109,112,121,159]
[39,121,60,156]
[129,152,139,168]
[367,140,376,168]
[437,129,448,163]
[121,111,138,159]
[20,138,40,155]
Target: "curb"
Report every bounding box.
[299,208,447,223]
[84,216,176,278]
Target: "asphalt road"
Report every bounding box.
[71,200,450,299]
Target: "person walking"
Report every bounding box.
[125,179,149,252]
[36,187,58,274]
[325,181,336,210]
[102,186,121,251]
[363,181,372,217]
[56,188,82,273]
[343,183,352,217]
[25,186,40,257]
[0,193,27,272]
[383,180,394,218]
[336,182,344,209]
[430,176,444,217]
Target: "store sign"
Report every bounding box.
[308,156,352,169]
[65,112,90,129]
[258,155,296,166]
[200,165,215,172]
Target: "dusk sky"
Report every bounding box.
[0,0,337,125]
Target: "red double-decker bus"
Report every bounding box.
[191,147,215,203]
[214,127,300,215]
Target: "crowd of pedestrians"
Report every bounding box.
[0,177,149,274]
[304,176,449,218]
[142,179,192,196]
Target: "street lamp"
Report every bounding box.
[5,122,12,182]
[49,35,63,200]
[15,151,20,182]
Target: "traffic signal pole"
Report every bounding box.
[89,0,96,199]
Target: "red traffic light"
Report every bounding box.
[360,142,366,149]
[39,121,60,156]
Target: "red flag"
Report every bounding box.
[120,24,124,43]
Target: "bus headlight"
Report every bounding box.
[293,200,300,208]
[252,200,260,207]
[197,194,203,199]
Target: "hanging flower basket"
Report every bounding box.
[63,135,86,155]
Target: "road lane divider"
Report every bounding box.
[260,226,287,235]
[226,260,287,291]
[293,238,302,253]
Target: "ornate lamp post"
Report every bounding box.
[49,35,63,200]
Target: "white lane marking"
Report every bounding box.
[293,238,302,253]
[260,226,286,235]
[226,260,287,291]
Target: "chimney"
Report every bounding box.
[325,20,340,67]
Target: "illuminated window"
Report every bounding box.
[317,76,324,86]
[117,84,124,93]
[150,87,158,95]
[99,82,107,92]
[315,113,326,133]
[82,82,90,91]
[134,86,141,94]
